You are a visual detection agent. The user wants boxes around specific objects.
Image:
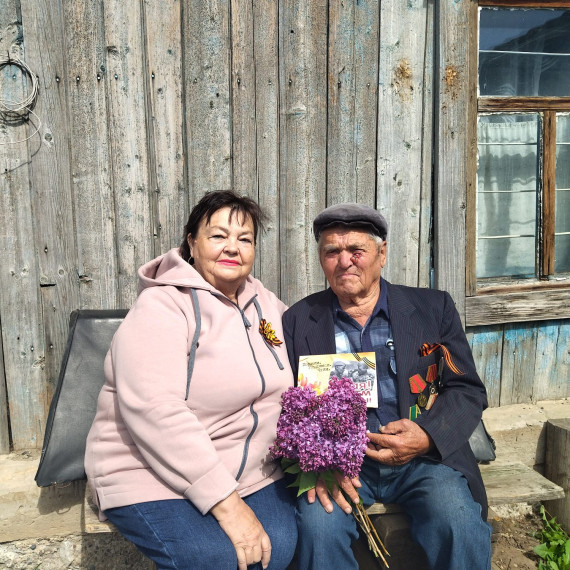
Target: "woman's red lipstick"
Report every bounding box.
[218,260,240,266]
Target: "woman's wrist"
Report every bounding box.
[210,490,242,520]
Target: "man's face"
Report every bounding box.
[319,227,386,301]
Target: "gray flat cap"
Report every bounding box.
[313,203,388,241]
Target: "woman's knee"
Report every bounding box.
[262,511,297,569]
[296,497,358,538]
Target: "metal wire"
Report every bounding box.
[0,54,41,144]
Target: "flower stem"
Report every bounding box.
[352,501,390,567]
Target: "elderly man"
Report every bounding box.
[282,203,492,570]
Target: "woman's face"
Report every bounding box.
[188,207,255,302]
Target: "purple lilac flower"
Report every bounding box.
[270,377,368,479]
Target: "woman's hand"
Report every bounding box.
[210,491,271,570]
[307,471,361,514]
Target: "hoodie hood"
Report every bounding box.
[138,248,216,293]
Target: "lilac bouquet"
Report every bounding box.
[270,377,368,488]
[270,377,389,565]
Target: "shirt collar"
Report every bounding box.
[332,277,389,321]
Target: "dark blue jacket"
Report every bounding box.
[282,281,489,520]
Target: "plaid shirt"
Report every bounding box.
[332,278,399,431]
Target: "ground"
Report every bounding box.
[492,507,544,570]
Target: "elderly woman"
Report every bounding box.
[85,191,297,570]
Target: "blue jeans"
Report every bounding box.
[296,458,492,570]
[105,479,297,570]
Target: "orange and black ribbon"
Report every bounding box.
[420,343,464,376]
[259,319,283,347]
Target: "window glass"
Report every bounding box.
[479,8,570,96]
[476,114,539,278]
[555,114,570,273]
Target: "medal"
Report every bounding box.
[426,363,437,384]
[409,374,426,394]
[426,383,438,410]
[417,393,428,408]
[409,404,421,421]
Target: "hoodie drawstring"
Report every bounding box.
[185,288,202,400]
[252,298,284,370]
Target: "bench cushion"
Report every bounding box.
[35,310,127,487]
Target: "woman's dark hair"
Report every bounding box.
[179,190,267,262]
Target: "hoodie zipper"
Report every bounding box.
[208,293,268,481]
[234,295,266,481]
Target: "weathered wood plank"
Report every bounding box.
[279,0,328,305]
[466,289,570,326]
[533,322,564,401]
[0,0,23,454]
[369,461,566,513]
[230,0,264,283]
[480,0,570,7]
[552,322,570,399]
[253,0,280,295]
[327,0,378,206]
[103,0,153,308]
[327,0,357,204]
[62,0,118,310]
[377,0,430,287]
[479,97,570,111]
[479,461,565,504]
[230,0,256,198]
[183,0,232,199]
[0,0,47,450]
[352,0,379,206]
[468,326,504,408]
[142,0,186,255]
[500,323,538,405]
[20,0,81,406]
[472,280,570,295]
[418,1,435,290]
[432,1,472,318]
[366,503,404,516]
[465,0,479,298]
[0,315,7,453]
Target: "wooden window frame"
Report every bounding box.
[466,1,570,326]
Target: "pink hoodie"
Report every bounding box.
[85,248,293,516]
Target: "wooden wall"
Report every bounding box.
[468,320,570,409]
[0,0,568,453]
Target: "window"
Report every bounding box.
[466,2,570,325]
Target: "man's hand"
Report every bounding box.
[307,471,361,514]
[365,419,433,465]
[210,491,271,570]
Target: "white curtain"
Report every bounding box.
[555,115,570,273]
[477,115,539,278]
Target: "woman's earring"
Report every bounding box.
[188,254,194,265]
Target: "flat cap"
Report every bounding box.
[313,203,388,241]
